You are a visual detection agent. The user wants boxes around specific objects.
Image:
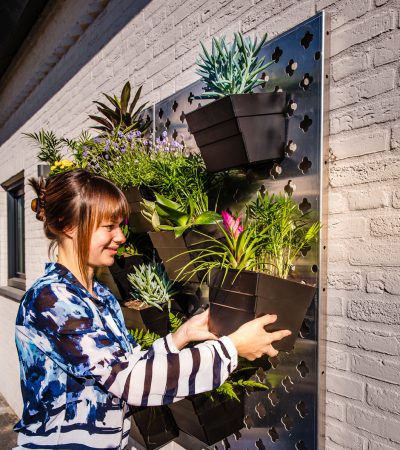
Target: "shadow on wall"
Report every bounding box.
[0,0,151,146]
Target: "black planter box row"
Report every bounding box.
[185,92,287,172]
[208,269,316,352]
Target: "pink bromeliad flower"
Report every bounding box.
[221,210,244,239]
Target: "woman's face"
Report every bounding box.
[88,218,126,268]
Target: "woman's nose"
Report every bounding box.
[114,227,126,244]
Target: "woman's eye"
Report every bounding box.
[104,225,114,231]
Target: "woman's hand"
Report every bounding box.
[171,309,218,350]
[228,314,291,360]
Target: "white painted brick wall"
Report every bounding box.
[0,0,399,448]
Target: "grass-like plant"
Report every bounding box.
[247,192,321,278]
[195,32,273,99]
[127,262,177,311]
[176,192,321,283]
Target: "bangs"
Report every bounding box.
[89,177,129,226]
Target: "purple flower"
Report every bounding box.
[162,131,167,138]
[120,146,126,153]
[97,155,101,160]
[95,164,100,169]
[83,151,89,158]
[118,131,124,137]
[105,154,109,159]
[143,139,149,145]
[127,132,133,141]
[135,131,142,137]
[106,139,111,145]
[104,145,109,151]
[94,137,100,143]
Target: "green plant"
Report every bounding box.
[116,219,141,257]
[128,328,161,350]
[24,130,63,165]
[89,82,151,135]
[127,262,177,311]
[176,209,270,282]
[176,192,321,283]
[141,192,221,237]
[145,145,223,209]
[24,129,93,175]
[195,32,273,99]
[247,192,321,278]
[212,374,268,402]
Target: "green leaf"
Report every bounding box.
[120,81,131,114]
[193,211,221,225]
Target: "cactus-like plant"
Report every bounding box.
[127,262,177,311]
[195,32,273,99]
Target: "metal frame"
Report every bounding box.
[145,12,328,450]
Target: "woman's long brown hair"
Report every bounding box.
[29,169,129,288]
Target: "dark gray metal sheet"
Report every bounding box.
[145,12,326,450]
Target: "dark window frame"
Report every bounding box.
[2,172,25,291]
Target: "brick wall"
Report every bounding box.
[0,0,399,447]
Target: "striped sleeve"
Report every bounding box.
[19,285,238,407]
[17,324,237,407]
[77,331,237,406]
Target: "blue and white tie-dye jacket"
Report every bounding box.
[14,262,238,450]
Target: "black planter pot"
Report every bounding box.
[168,394,244,445]
[109,255,144,300]
[121,302,170,336]
[148,225,223,282]
[208,269,316,352]
[124,186,155,233]
[185,93,287,172]
[129,405,178,450]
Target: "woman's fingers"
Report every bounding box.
[256,313,278,326]
[264,344,279,358]
[268,329,292,343]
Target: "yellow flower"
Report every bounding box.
[50,165,56,171]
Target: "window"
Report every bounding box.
[4,172,25,290]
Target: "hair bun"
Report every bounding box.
[31,198,38,213]
[31,197,45,221]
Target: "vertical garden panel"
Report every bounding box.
[147,12,327,450]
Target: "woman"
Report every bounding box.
[14,169,290,449]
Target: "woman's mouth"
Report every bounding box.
[106,247,118,255]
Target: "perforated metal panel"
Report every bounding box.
[143,13,327,450]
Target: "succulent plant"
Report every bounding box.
[141,192,221,237]
[89,81,152,135]
[195,32,273,99]
[127,262,177,311]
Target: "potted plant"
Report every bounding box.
[122,261,177,336]
[142,192,222,282]
[169,342,269,445]
[177,192,321,352]
[128,315,267,447]
[185,32,287,172]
